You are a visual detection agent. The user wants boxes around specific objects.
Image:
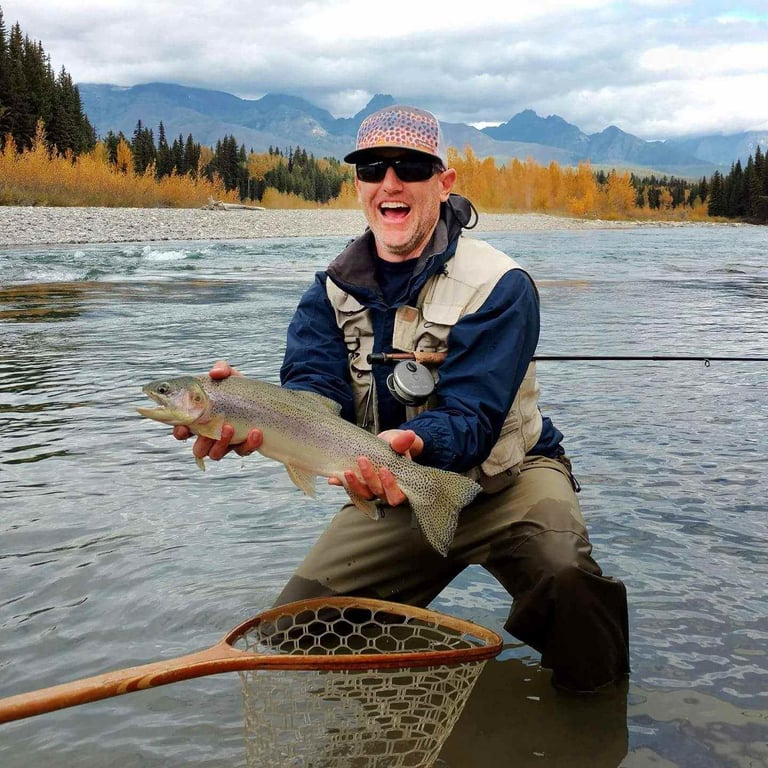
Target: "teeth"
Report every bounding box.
[380,202,409,210]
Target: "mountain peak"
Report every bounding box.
[353,94,396,121]
[77,82,751,174]
[482,109,589,153]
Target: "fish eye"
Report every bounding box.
[157,382,170,395]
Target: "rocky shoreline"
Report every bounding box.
[0,205,723,247]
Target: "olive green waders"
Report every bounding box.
[274,455,630,692]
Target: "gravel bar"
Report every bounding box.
[0,206,655,248]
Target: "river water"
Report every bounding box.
[0,224,766,767]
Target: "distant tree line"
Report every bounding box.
[706,147,768,222]
[591,155,767,222]
[0,6,95,154]
[103,120,205,179]
[103,121,353,204]
[256,146,350,204]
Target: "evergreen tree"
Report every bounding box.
[0,9,94,154]
[171,133,185,174]
[0,8,8,137]
[156,121,173,177]
[131,120,156,174]
[184,133,200,176]
[708,171,726,217]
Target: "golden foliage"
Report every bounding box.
[247,151,281,181]
[259,188,320,209]
[325,179,360,209]
[0,120,238,208]
[0,122,710,220]
[449,149,711,221]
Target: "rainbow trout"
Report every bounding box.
[137,374,482,556]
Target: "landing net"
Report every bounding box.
[234,597,501,767]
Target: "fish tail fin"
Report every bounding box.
[403,469,482,557]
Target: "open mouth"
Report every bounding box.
[379,202,410,220]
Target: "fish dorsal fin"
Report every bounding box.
[293,390,342,416]
[285,464,318,498]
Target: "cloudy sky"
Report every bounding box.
[3,0,767,139]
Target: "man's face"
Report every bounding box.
[354,150,456,262]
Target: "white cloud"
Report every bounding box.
[639,43,768,76]
[2,0,767,138]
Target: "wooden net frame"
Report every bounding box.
[0,598,501,765]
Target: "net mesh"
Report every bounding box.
[235,600,497,767]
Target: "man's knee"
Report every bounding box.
[511,527,601,592]
[273,575,336,607]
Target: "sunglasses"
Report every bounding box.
[355,158,444,184]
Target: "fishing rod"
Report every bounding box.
[368,352,768,366]
[368,351,768,405]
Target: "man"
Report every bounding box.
[178,105,630,692]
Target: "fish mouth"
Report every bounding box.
[136,404,175,422]
[137,388,179,422]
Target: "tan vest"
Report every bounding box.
[326,235,543,491]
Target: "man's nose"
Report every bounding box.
[382,165,403,189]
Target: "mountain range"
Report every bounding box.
[77,83,768,179]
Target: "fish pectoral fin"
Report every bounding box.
[195,456,206,472]
[285,465,317,497]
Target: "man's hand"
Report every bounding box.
[330,429,424,507]
[172,360,262,460]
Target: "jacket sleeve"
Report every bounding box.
[403,268,539,472]
[280,272,357,422]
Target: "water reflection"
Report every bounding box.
[439,657,629,767]
[0,279,259,323]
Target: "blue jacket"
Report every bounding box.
[281,194,563,472]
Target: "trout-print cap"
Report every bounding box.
[344,105,447,167]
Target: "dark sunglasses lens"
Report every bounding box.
[356,162,386,183]
[395,161,438,182]
[356,159,439,183]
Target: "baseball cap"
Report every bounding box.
[344,105,448,167]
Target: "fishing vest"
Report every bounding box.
[325,235,543,491]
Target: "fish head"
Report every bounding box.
[136,376,209,425]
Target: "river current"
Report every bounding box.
[1,223,766,767]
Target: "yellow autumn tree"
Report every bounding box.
[0,119,238,207]
[600,170,637,219]
[564,162,598,217]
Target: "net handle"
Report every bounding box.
[0,597,501,724]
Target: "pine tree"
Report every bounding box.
[0,10,94,154]
[131,120,156,174]
[184,134,200,176]
[708,171,726,216]
[156,121,173,177]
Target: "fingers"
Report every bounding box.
[378,466,407,506]
[173,425,192,441]
[378,429,424,459]
[209,360,233,379]
[332,430,421,505]
[233,428,263,457]
[209,360,243,380]
[346,457,406,507]
[188,425,263,463]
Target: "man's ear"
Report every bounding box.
[439,168,457,202]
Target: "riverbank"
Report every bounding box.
[0,205,732,247]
